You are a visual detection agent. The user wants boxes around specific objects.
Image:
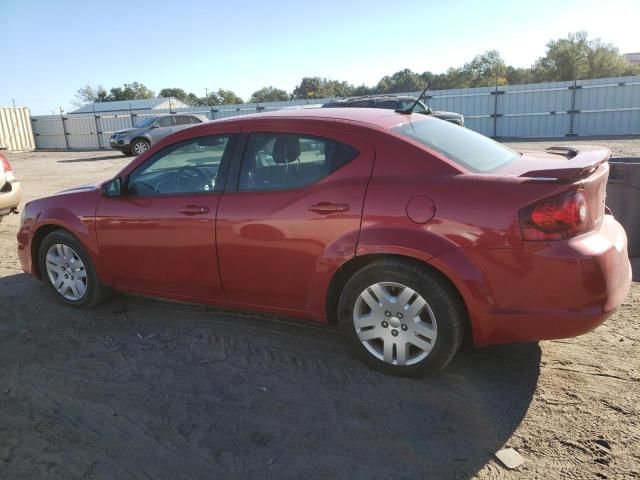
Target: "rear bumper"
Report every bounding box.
[434,214,632,347]
[0,181,22,216]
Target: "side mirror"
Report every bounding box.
[102,177,122,197]
[151,122,159,128]
[426,106,433,114]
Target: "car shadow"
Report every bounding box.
[631,257,640,282]
[0,273,540,479]
[57,154,128,163]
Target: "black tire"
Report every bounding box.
[338,258,466,377]
[131,138,150,156]
[38,230,110,308]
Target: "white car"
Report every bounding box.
[0,153,22,222]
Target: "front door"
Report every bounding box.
[147,115,176,143]
[96,134,236,300]
[216,127,374,312]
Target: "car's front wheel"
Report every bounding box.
[131,138,150,156]
[39,230,110,308]
[339,259,466,376]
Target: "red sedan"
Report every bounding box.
[17,108,631,376]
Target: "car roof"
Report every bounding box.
[211,107,429,130]
[154,113,202,117]
[332,95,415,102]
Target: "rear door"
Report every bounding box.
[216,124,375,312]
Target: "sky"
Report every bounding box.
[1,0,638,115]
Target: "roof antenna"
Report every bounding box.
[396,81,432,115]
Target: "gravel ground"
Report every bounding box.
[0,138,639,479]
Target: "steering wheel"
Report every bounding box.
[175,165,210,192]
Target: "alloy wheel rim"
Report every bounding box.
[353,282,437,366]
[134,141,148,154]
[45,244,88,301]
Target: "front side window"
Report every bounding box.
[135,117,158,128]
[128,135,231,196]
[393,118,518,172]
[238,133,359,190]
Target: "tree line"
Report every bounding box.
[74,31,639,107]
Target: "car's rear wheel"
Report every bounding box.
[338,259,465,376]
[131,139,150,156]
[39,230,110,308]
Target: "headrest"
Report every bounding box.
[272,135,301,164]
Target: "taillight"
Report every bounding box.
[519,190,589,241]
[0,154,16,183]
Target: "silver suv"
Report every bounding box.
[109,113,208,156]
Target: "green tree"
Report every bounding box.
[158,88,190,102]
[352,84,373,96]
[325,80,354,97]
[217,89,243,104]
[532,31,639,81]
[185,92,202,106]
[72,85,108,106]
[506,66,534,85]
[376,69,425,93]
[293,77,324,99]
[108,82,155,101]
[430,68,470,89]
[293,77,355,99]
[250,86,290,103]
[459,50,508,87]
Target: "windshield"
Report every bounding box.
[392,118,518,172]
[135,117,158,128]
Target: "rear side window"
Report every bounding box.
[377,100,399,109]
[189,116,203,124]
[398,100,428,114]
[158,116,175,127]
[392,118,518,172]
[174,116,191,125]
[347,100,373,108]
[239,133,359,190]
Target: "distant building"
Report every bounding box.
[623,52,640,65]
[70,97,190,115]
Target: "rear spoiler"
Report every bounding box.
[520,146,611,181]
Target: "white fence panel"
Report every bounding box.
[30,76,640,149]
[0,107,35,151]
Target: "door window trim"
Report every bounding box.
[157,116,176,127]
[230,131,360,193]
[122,133,238,198]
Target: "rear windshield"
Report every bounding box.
[392,118,518,172]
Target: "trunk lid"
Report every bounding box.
[500,146,610,181]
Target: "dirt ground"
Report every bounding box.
[0,138,639,479]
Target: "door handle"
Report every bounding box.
[178,205,210,215]
[308,202,349,214]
